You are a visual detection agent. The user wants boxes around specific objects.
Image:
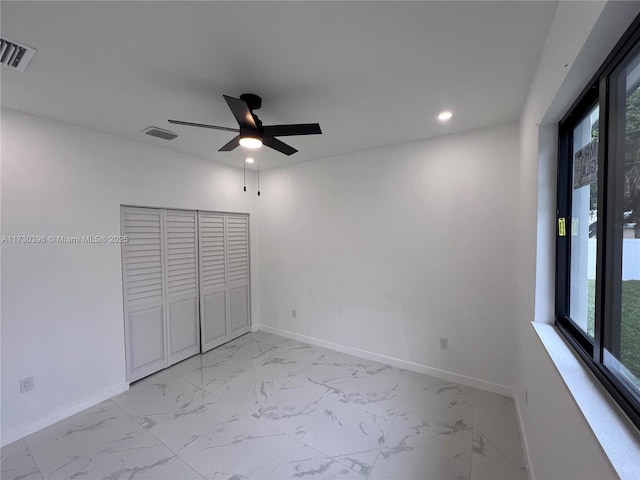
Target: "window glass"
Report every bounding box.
[569,106,599,339]
[605,49,640,394]
[557,14,640,428]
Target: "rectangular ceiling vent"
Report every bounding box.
[0,37,36,72]
[142,126,178,141]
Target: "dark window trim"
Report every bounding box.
[555,14,640,430]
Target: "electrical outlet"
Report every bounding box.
[439,337,448,349]
[20,377,34,393]
[292,309,297,318]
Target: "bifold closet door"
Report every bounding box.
[227,214,251,338]
[164,210,200,366]
[198,212,228,352]
[122,207,200,382]
[198,212,251,353]
[123,207,250,376]
[121,207,166,382]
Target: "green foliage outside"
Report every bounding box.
[625,86,640,225]
[587,279,640,384]
[590,86,640,221]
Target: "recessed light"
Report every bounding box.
[438,111,453,122]
[245,157,254,164]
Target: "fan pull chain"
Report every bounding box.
[243,158,246,192]
[257,158,261,196]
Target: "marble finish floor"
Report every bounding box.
[2,331,528,480]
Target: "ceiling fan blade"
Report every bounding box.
[168,119,239,133]
[219,135,241,152]
[223,95,258,131]
[262,136,298,156]
[262,124,322,137]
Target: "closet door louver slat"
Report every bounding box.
[226,214,250,337]
[198,212,228,352]
[164,210,200,366]
[121,207,166,382]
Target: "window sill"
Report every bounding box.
[532,322,640,480]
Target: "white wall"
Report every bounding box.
[256,123,519,391]
[515,2,640,479]
[0,109,259,445]
[4,5,640,478]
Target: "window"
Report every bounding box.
[557,15,640,429]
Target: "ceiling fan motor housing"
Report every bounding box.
[240,93,262,111]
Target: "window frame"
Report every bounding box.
[556,13,640,430]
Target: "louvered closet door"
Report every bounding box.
[121,207,165,382]
[198,212,228,352]
[164,210,200,366]
[227,214,251,337]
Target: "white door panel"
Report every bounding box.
[127,305,165,380]
[202,290,227,346]
[165,210,200,366]
[121,207,166,382]
[168,298,199,356]
[226,214,250,338]
[229,285,250,335]
[198,212,228,352]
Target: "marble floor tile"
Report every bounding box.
[0,440,43,480]
[177,413,297,479]
[6,332,528,480]
[216,337,283,365]
[473,391,526,472]
[25,401,146,458]
[312,351,393,375]
[251,382,334,439]
[134,392,246,453]
[41,446,203,480]
[179,357,251,392]
[300,399,393,477]
[24,401,202,480]
[210,367,291,414]
[409,374,477,409]
[251,350,314,378]
[471,429,528,480]
[335,369,413,417]
[112,373,207,417]
[267,442,367,480]
[371,423,472,480]
[290,362,359,396]
[271,339,332,360]
[394,378,476,451]
[162,354,222,379]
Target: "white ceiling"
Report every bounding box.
[1,1,558,170]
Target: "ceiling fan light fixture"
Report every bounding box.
[239,136,262,149]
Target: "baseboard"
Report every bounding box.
[1,381,129,447]
[255,324,513,397]
[513,390,535,480]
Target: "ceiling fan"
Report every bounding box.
[169,93,322,156]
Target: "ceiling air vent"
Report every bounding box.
[142,126,178,141]
[0,37,36,72]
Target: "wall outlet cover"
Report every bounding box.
[20,377,34,393]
